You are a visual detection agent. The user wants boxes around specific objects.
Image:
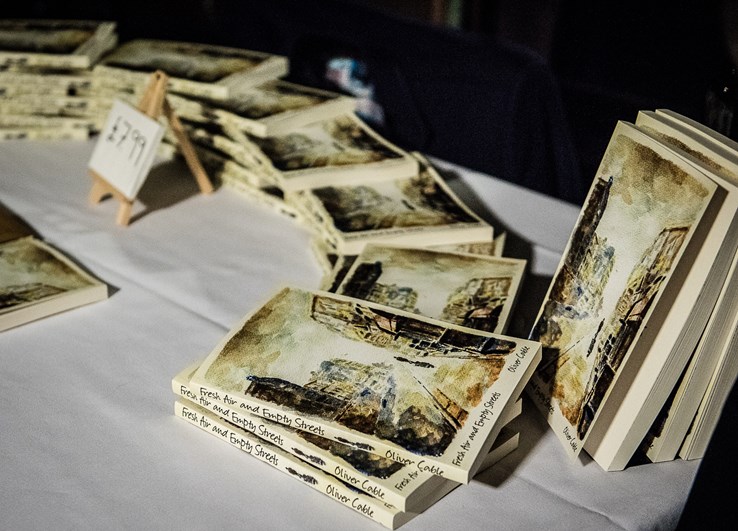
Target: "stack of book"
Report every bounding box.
[0,19,118,140]
[526,109,738,470]
[173,286,541,528]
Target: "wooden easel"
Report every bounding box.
[88,70,213,226]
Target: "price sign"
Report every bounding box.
[88,99,165,200]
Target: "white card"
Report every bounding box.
[88,99,165,200]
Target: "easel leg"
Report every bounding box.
[88,178,109,205]
[163,98,214,195]
[116,201,133,226]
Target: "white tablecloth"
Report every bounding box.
[0,140,699,530]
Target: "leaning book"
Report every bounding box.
[527,120,723,470]
[0,236,108,331]
[190,286,540,484]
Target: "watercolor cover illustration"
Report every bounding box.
[0,236,107,330]
[336,244,525,334]
[191,286,540,483]
[527,121,717,457]
[169,80,357,137]
[290,153,493,254]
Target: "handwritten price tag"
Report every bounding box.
[88,99,165,200]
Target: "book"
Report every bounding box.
[0,94,113,119]
[0,114,95,133]
[173,361,521,512]
[93,39,288,100]
[175,398,519,529]
[679,281,738,460]
[189,286,540,484]
[163,121,279,187]
[0,236,108,331]
[0,126,89,141]
[334,244,526,334]
[167,79,357,137]
[634,110,738,462]
[642,109,738,461]
[187,113,418,192]
[0,202,36,243]
[172,140,304,221]
[313,233,506,290]
[288,152,494,255]
[0,70,94,96]
[0,19,117,70]
[527,119,730,470]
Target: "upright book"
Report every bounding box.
[190,286,540,484]
[526,120,732,470]
[634,109,738,462]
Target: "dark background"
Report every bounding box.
[4,1,737,525]
[6,0,737,206]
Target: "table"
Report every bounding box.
[0,139,699,530]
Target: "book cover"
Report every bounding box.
[168,79,357,137]
[335,244,525,334]
[527,121,718,468]
[0,19,116,69]
[0,236,108,331]
[288,153,493,255]
[93,39,288,100]
[0,127,88,141]
[190,286,540,484]
[244,114,418,192]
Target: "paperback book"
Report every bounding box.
[634,109,738,463]
[174,398,411,529]
[0,19,117,70]
[527,118,738,470]
[288,152,494,254]
[189,286,540,484]
[334,244,526,334]
[173,361,521,512]
[167,79,357,137]
[237,113,419,192]
[0,236,108,331]
[93,39,288,100]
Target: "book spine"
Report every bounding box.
[191,379,470,483]
[0,51,90,70]
[174,399,404,529]
[172,379,414,510]
[0,127,89,141]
